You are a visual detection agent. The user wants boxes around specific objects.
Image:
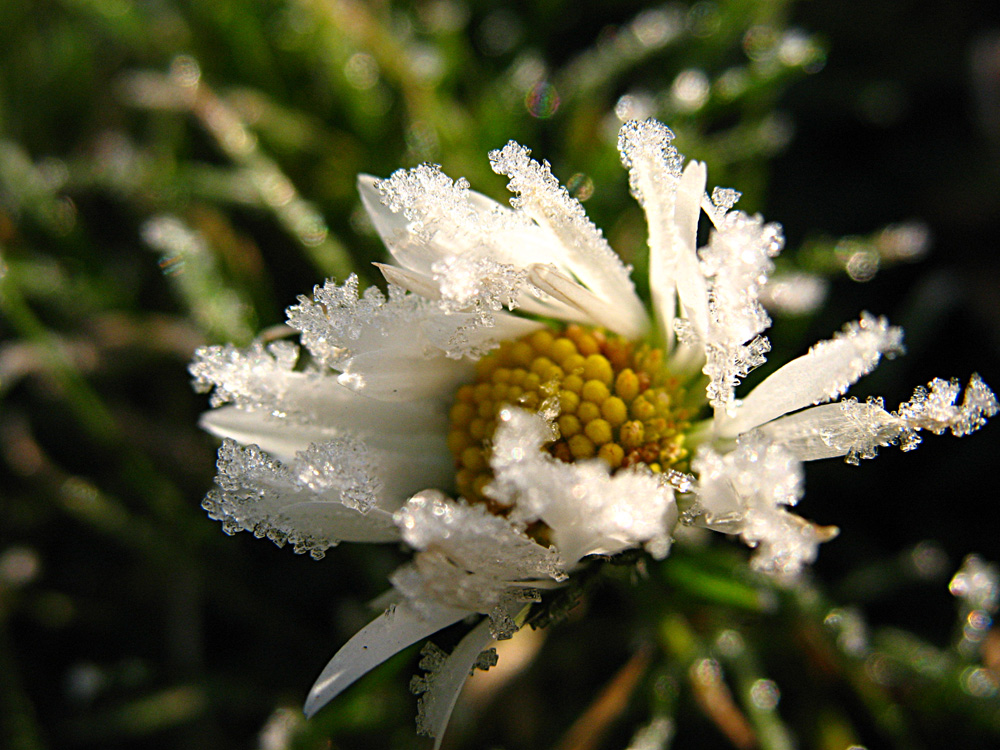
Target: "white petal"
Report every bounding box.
[278,500,399,543]
[722,313,904,437]
[413,616,498,748]
[758,400,904,462]
[374,263,442,300]
[391,491,565,613]
[699,212,784,412]
[617,120,709,346]
[528,264,647,339]
[489,141,648,337]
[202,439,406,556]
[303,600,471,718]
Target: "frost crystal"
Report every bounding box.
[392,490,564,615]
[693,434,829,576]
[489,141,646,334]
[190,340,301,413]
[700,211,784,411]
[490,408,679,563]
[204,438,397,558]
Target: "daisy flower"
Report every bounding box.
[190,119,997,744]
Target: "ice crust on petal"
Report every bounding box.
[693,434,826,576]
[699,211,784,412]
[410,615,499,747]
[190,339,301,413]
[367,167,537,319]
[489,408,679,563]
[760,375,997,464]
[203,439,400,557]
[285,274,477,399]
[303,600,470,718]
[723,313,904,436]
[392,490,565,615]
[489,141,648,339]
[617,120,709,348]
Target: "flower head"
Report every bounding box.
[191,119,996,745]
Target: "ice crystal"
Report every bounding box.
[724,313,903,435]
[489,141,647,336]
[392,490,564,615]
[190,340,301,412]
[204,438,397,558]
[700,211,784,411]
[490,408,679,563]
[693,434,828,576]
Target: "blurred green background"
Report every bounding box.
[2,1,999,748]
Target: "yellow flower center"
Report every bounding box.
[448,324,692,512]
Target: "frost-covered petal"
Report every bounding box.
[760,375,997,464]
[489,141,648,338]
[391,490,565,615]
[721,313,904,437]
[757,400,903,463]
[527,263,647,338]
[203,440,403,556]
[617,120,709,346]
[364,168,556,317]
[200,407,452,507]
[303,600,471,718]
[411,615,500,748]
[692,434,828,576]
[285,275,479,400]
[699,211,784,413]
[489,408,679,563]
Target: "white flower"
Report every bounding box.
[191,119,996,745]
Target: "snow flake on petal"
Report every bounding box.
[897,373,998,438]
[723,312,903,436]
[204,438,398,557]
[371,166,529,319]
[410,615,500,747]
[489,141,648,338]
[759,374,997,464]
[286,275,429,369]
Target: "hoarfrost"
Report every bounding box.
[203,438,398,557]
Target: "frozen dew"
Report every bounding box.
[625,715,675,750]
[169,54,201,88]
[615,92,655,122]
[824,607,870,657]
[743,25,778,63]
[477,9,521,56]
[876,221,930,261]
[749,678,780,711]
[759,272,828,316]
[524,80,561,119]
[566,173,594,201]
[961,666,999,698]
[671,69,710,111]
[632,7,681,48]
[344,53,380,90]
[950,555,999,612]
[0,546,41,587]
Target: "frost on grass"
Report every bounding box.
[391,490,564,616]
[759,374,998,464]
[693,433,831,576]
[699,211,784,412]
[203,438,397,558]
